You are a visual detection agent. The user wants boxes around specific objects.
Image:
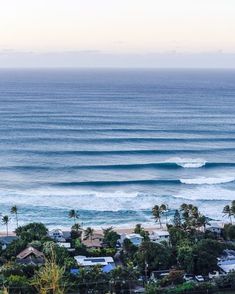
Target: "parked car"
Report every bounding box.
[209,271,220,279]
[195,275,204,282]
[183,274,194,282]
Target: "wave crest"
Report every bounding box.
[166,157,206,168]
[180,176,235,185]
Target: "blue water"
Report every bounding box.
[0,69,235,229]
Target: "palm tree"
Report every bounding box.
[152,205,162,228]
[10,205,19,228]
[160,204,168,224]
[2,215,10,236]
[68,209,79,224]
[223,204,233,224]
[84,227,94,242]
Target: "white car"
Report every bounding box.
[195,275,204,282]
[183,274,194,282]
[208,271,220,279]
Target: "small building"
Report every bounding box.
[81,233,104,249]
[49,229,66,242]
[206,222,222,236]
[149,230,170,244]
[119,233,143,246]
[217,249,235,274]
[74,255,115,272]
[16,246,45,265]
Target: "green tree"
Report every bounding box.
[102,227,120,248]
[173,210,181,227]
[32,248,66,294]
[152,205,163,228]
[135,241,172,272]
[10,205,19,229]
[2,215,10,236]
[84,227,94,241]
[15,223,48,242]
[223,204,233,223]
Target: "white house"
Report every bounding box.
[119,233,143,246]
[49,229,66,242]
[206,222,222,236]
[74,255,115,268]
[217,250,235,274]
[149,230,170,244]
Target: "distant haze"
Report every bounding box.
[1,0,235,68]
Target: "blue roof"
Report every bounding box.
[102,263,115,273]
[70,269,80,275]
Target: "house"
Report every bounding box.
[149,230,170,244]
[217,249,235,274]
[16,246,45,265]
[74,255,115,272]
[49,229,66,242]
[119,233,143,246]
[81,233,104,249]
[206,222,222,236]
[49,229,72,242]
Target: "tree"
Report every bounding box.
[10,205,19,229]
[134,224,149,241]
[32,248,66,294]
[84,227,94,241]
[135,241,172,272]
[68,210,79,225]
[102,227,120,248]
[223,204,233,223]
[15,223,48,242]
[2,215,10,236]
[173,210,181,227]
[160,204,168,225]
[152,205,163,228]
[177,245,194,273]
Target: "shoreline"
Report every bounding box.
[0,224,168,238]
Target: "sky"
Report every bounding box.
[0,0,235,67]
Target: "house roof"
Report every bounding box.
[151,230,169,237]
[218,259,235,273]
[17,246,45,260]
[74,255,114,267]
[126,233,143,239]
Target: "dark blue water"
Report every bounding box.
[0,69,235,228]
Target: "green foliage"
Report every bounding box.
[102,227,120,248]
[3,239,27,260]
[177,245,194,273]
[224,224,235,240]
[134,224,150,241]
[173,210,181,227]
[135,241,173,272]
[5,275,33,294]
[42,241,70,267]
[15,222,48,242]
[192,239,225,274]
[168,226,189,247]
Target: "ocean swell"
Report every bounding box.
[180,176,235,185]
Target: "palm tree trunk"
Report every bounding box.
[16,213,19,228]
[6,224,8,236]
[159,217,162,228]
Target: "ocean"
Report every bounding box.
[0,69,235,229]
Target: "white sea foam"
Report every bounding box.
[180,176,235,185]
[166,157,206,168]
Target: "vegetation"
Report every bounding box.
[0,202,235,293]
